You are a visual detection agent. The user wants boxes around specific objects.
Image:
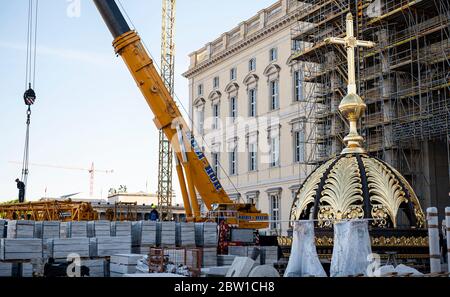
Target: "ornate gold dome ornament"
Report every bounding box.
[290,13,425,229]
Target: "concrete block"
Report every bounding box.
[0,238,43,260]
[226,257,256,277]
[110,254,144,266]
[81,259,106,277]
[132,221,157,246]
[95,236,131,257]
[204,266,230,276]
[176,222,196,247]
[60,222,88,238]
[0,220,6,238]
[158,222,176,247]
[110,263,137,274]
[111,221,132,237]
[7,220,35,238]
[248,265,280,277]
[34,221,60,239]
[44,238,90,259]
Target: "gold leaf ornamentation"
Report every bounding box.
[363,157,407,227]
[389,166,426,228]
[290,158,336,220]
[319,156,364,218]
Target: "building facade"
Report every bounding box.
[184,0,314,235]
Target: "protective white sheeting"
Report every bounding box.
[284,221,326,277]
[330,220,372,277]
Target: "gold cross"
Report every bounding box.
[324,13,376,154]
[325,13,375,95]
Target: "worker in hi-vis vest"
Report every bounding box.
[149,204,159,221]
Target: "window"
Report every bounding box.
[269,193,281,233]
[270,135,280,167]
[212,103,220,129]
[292,40,301,51]
[213,76,220,89]
[230,67,237,81]
[249,142,257,171]
[212,152,220,177]
[229,147,237,175]
[294,70,303,102]
[270,80,279,110]
[269,48,278,62]
[294,130,305,163]
[247,192,259,208]
[197,84,203,96]
[249,88,257,117]
[230,96,237,121]
[249,58,256,72]
[195,108,205,135]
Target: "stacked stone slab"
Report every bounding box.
[21,263,33,277]
[217,254,236,266]
[60,222,88,238]
[94,236,131,257]
[44,238,91,259]
[111,221,132,237]
[0,238,43,260]
[0,262,15,277]
[110,254,143,277]
[202,247,218,267]
[7,220,35,238]
[158,222,176,247]
[228,246,278,265]
[0,220,6,238]
[81,259,107,277]
[34,221,60,239]
[88,221,111,237]
[194,223,217,247]
[176,223,196,247]
[131,221,157,254]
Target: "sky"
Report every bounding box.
[0,0,275,203]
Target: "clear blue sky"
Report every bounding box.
[0,0,275,202]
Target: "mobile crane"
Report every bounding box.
[92,1,269,234]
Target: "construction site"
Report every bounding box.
[0,0,449,281]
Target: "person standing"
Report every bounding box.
[149,204,159,221]
[15,178,25,203]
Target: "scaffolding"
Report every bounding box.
[290,0,450,199]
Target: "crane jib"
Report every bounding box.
[186,132,223,192]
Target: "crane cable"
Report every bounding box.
[21,0,39,200]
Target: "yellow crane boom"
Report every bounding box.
[93,0,268,229]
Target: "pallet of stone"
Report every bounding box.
[81,259,107,277]
[110,254,144,276]
[228,246,247,257]
[158,222,176,247]
[111,221,132,237]
[21,263,33,277]
[0,220,6,238]
[175,222,196,247]
[0,262,13,277]
[257,246,278,265]
[131,221,157,247]
[194,223,218,247]
[44,238,91,259]
[88,221,111,237]
[60,221,88,238]
[217,254,236,266]
[95,236,131,257]
[34,221,60,239]
[7,220,35,238]
[0,238,43,260]
[202,247,218,267]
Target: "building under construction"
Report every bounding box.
[290,0,449,220]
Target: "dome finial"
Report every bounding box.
[324,13,376,154]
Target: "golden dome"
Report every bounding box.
[290,153,425,228]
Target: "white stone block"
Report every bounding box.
[226,257,256,277]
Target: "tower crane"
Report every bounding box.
[9,161,113,197]
[157,0,176,221]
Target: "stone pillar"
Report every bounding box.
[427,207,441,273]
[446,207,450,273]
